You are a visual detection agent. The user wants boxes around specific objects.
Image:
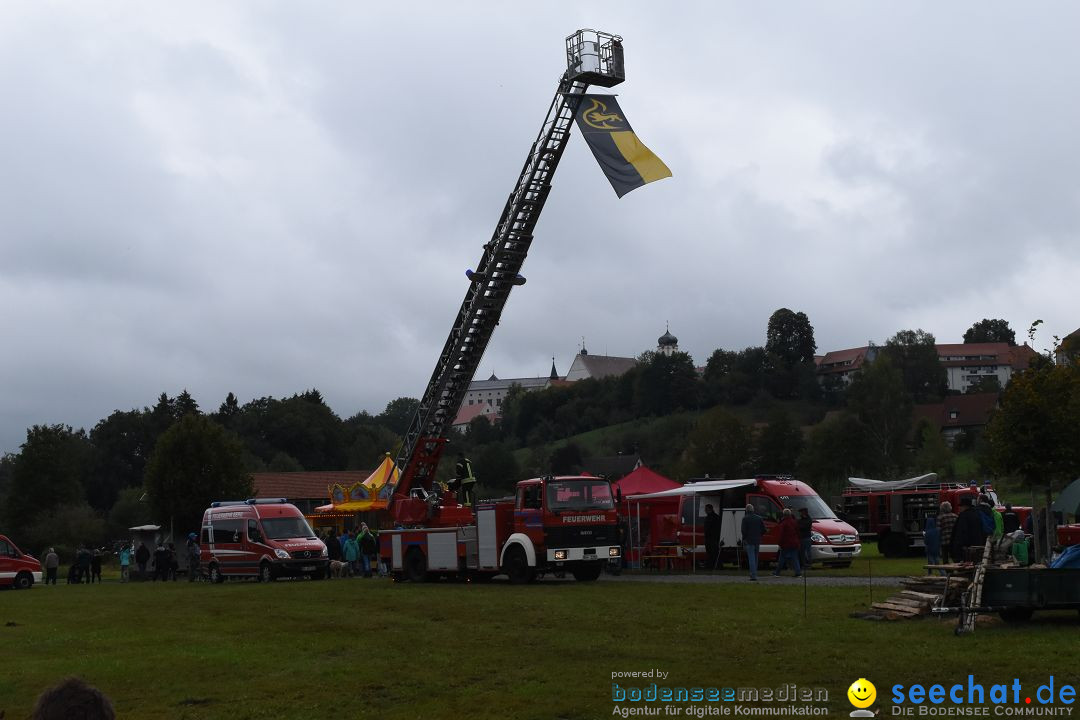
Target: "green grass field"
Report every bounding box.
[3,572,1077,720]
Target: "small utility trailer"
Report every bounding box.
[936,565,1080,633]
[978,567,1080,623]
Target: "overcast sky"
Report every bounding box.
[3,3,1079,456]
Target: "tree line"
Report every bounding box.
[1,311,1072,558]
[0,389,407,556]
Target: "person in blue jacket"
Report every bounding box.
[342,531,359,577]
[740,504,766,581]
[923,515,942,575]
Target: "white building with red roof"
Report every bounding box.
[816,341,1037,392]
[815,346,879,384]
[936,342,1037,392]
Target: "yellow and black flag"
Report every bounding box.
[574,94,671,198]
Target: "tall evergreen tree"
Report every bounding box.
[215,392,241,430]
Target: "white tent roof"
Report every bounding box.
[128,524,162,531]
[846,473,938,491]
[626,478,756,500]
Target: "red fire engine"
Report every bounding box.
[840,474,1030,557]
[379,31,634,583]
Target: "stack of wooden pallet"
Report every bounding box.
[850,575,971,621]
[902,575,970,605]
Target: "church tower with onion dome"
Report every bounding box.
[657,323,679,356]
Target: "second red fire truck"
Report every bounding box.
[840,474,1030,557]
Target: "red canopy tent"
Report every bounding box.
[611,466,681,497]
[611,466,682,567]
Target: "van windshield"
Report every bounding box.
[261,517,317,540]
[547,479,614,512]
[778,494,836,520]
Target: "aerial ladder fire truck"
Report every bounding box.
[378,30,635,583]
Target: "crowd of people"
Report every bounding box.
[36,540,193,585]
[39,545,108,585]
[34,524,390,585]
[924,495,1028,572]
[699,491,1041,583]
[320,523,385,578]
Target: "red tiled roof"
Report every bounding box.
[936,342,1038,369]
[817,347,869,374]
[936,342,1010,368]
[452,403,500,427]
[913,393,999,431]
[1008,344,1037,370]
[251,470,372,501]
[575,354,638,380]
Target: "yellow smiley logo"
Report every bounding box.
[847,678,876,709]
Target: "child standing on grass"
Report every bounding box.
[119,543,131,583]
[343,531,359,577]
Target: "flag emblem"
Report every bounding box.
[574,94,671,197]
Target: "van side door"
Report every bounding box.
[213,518,250,577]
[247,518,269,569]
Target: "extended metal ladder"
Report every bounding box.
[391,73,589,504]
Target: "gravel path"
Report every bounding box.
[600,572,907,587]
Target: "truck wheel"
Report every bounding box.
[404,548,427,583]
[572,564,602,582]
[503,546,534,585]
[258,562,274,583]
[999,607,1034,623]
[209,564,224,584]
[14,572,33,590]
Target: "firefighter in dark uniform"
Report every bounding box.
[452,453,477,506]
